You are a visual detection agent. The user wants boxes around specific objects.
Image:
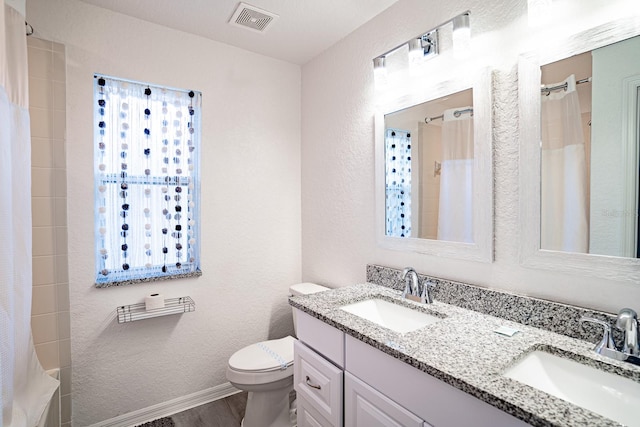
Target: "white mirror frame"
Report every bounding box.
[519,16,640,281]
[375,67,493,262]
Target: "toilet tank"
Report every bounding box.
[289,282,329,335]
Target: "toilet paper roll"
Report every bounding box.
[145,293,165,311]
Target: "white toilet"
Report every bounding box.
[226,282,329,427]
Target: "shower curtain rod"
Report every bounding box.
[26,21,34,36]
[541,77,591,95]
[425,107,473,123]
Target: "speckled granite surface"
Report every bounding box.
[289,282,640,427]
[366,264,623,345]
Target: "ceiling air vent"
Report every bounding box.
[229,2,279,33]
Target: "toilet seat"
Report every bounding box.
[227,336,296,386]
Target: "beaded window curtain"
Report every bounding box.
[385,128,412,237]
[94,75,202,286]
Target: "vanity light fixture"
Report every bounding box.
[452,12,471,59]
[373,56,388,88]
[372,11,471,88]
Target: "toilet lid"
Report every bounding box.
[289,282,329,296]
[229,336,295,372]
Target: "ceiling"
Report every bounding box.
[76,0,400,65]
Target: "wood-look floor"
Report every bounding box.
[171,392,248,427]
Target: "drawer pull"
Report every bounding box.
[305,375,322,390]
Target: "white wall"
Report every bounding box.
[26,0,301,424]
[301,0,640,313]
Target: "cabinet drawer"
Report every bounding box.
[294,340,343,427]
[295,309,345,367]
[345,372,423,427]
[297,395,334,427]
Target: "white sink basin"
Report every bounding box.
[503,350,640,426]
[340,298,442,334]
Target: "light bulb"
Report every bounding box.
[408,38,424,67]
[452,13,471,60]
[373,57,388,89]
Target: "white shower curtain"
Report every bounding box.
[437,107,474,243]
[1,4,59,426]
[540,74,589,253]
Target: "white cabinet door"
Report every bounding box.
[294,340,343,426]
[297,396,334,427]
[345,372,423,427]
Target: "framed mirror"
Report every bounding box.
[375,68,493,262]
[519,17,640,280]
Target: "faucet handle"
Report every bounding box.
[580,316,616,353]
[419,280,436,304]
[615,308,637,330]
[616,308,639,356]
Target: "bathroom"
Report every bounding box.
[1,0,639,425]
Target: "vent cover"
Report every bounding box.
[229,2,279,33]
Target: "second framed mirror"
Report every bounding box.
[519,17,640,281]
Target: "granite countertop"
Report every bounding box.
[289,283,640,427]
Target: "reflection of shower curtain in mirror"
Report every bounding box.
[541,74,589,253]
[437,108,473,243]
[385,129,412,237]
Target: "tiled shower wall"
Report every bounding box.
[28,36,72,427]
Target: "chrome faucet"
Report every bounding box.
[579,317,616,353]
[580,308,640,366]
[401,267,434,304]
[616,308,639,356]
[402,267,419,298]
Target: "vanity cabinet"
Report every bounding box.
[293,309,528,427]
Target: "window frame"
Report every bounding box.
[93,75,202,287]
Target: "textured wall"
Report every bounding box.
[301,0,640,313]
[27,0,301,424]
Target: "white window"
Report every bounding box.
[94,75,201,286]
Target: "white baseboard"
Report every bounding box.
[89,382,240,427]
